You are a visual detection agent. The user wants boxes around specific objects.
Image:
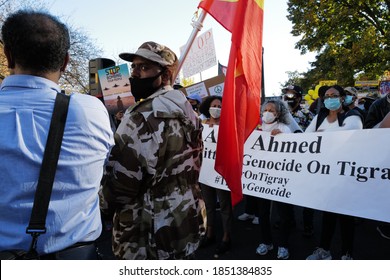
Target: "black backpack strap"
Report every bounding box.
[316,108,363,131]
[26,93,70,252]
[344,108,364,123]
[315,108,329,131]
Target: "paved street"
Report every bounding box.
[96,199,390,260]
[195,202,390,260]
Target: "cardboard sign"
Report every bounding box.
[179,75,225,100]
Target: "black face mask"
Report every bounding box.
[284,97,298,108]
[130,72,163,101]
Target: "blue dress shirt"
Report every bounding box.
[0,75,114,254]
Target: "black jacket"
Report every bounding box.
[364,96,390,128]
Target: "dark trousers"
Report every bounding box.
[274,201,295,248]
[243,195,259,216]
[257,198,272,244]
[302,207,314,228]
[201,184,233,236]
[40,242,99,260]
[320,211,355,255]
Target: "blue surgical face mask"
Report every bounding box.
[357,104,365,111]
[324,98,342,111]
[343,95,354,106]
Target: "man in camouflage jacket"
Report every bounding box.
[100,42,203,259]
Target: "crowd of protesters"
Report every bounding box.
[197,84,389,260]
[1,9,389,261]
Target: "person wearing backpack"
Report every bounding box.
[305,85,363,260]
[364,93,390,241]
[343,86,366,123]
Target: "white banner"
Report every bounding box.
[199,126,390,223]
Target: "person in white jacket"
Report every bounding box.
[306,85,363,260]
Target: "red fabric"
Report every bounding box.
[198,0,238,32]
[199,0,264,206]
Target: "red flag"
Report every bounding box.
[198,0,238,32]
[198,0,264,206]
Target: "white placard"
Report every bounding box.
[208,82,224,96]
[185,82,209,98]
[180,28,217,78]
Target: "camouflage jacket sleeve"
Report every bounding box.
[100,90,203,217]
[100,89,204,259]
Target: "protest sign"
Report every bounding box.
[98,64,135,115]
[180,28,217,78]
[200,126,390,223]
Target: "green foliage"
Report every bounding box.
[282,70,304,87]
[287,0,390,86]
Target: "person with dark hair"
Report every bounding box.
[364,92,390,129]
[186,93,203,115]
[282,84,314,131]
[198,95,233,258]
[282,85,315,237]
[1,11,70,74]
[363,92,390,240]
[0,10,114,259]
[306,85,364,133]
[199,95,223,122]
[100,41,203,259]
[309,85,329,115]
[343,86,366,122]
[173,83,183,90]
[305,85,362,260]
[358,92,379,118]
[304,86,330,238]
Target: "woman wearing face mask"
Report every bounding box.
[200,95,222,126]
[255,99,295,260]
[305,85,363,133]
[305,85,363,260]
[198,95,234,258]
[343,87,366,124]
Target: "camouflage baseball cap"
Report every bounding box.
[344,86,358,96]
[282,85,303,97]
[119,41,177,67]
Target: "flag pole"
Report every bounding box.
[261,47,266,102]
[174,9,207,82]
